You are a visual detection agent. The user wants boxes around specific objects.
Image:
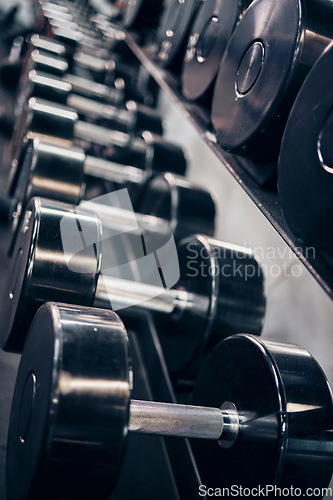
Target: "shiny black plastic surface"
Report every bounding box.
[192,334,333,493]
[211,0,333,162]
[154,235,265,376]
[6,303,130,500]
[278,42,333,249]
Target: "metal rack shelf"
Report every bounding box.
[125,32,333,300]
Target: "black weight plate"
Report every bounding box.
[156,0,200,70]
[278,42,333,249]
[153,235,265,377]
[153,235,215,376]
[6,303,131,500]
[136,173,216,241]
[0,198,101,353]
[181,0,251,102]
[192,334,333,492]
[211,0,302,161]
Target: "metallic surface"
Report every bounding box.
[122,0,164,30]
[0,198,101,352]
[6,303,131,500]
[156,0,200,70]
[182,0,251,102]
[129,400,225,440]
[278,41,333,249]
[211,0,333,162]
[14,98,186,172]
[191,334,333,492]
[154,234,266,375]
[136,172,215,240]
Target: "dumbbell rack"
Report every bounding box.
[123,32,333,301]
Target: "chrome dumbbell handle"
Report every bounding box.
[129,400,238,444]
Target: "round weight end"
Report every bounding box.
[156,0,198,69]
[153,234,216,377]
[20,139,85,207]
[1,198,101,353]
[211,0,302,160]
[154,235,265,377]
[143,133,187,176]
[126,101,163,136]
[7,303,131,500]
[181,0,242,102]
[192,334,333,491]
[28,70,72,105]
[278,43,333,248]
[136,173,215,240]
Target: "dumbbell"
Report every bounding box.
[17,71,163,136]
[278,42,333,249]
[5,138,187,226]
[10,98,187,177]
[7,303,333,499]
[3,138,190,232]
[181,0,252,104]
[156,0,200,72]
[211,0,333,163]
[1,197,264,369]
[22,38,138,88]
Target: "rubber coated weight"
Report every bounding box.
[154,235,265,376]
[192,334,333,493]
[1,200,264,371]
[1,198,101,352]
[10,98,187,175]
[181,0,251,103]
[136,172,216,241]
[122,0,164,30]
[13,139,86,207]
[6,303,130,500]
[211,0,333,162]
[278,42,333,249]
[156,0,200,71]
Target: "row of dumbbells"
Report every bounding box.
[99,0,333,251]
[1,1,333,499]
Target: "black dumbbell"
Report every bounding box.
[6,138,187,224]
[18,71,163,136]
[156,0,200,72]
[211,0,333,163]
[9,98,187,178]
[1,198,264,366]
[7,303,332,499]
[181,0,252,105]
[278,41,333,249]
[34,2,103,49]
